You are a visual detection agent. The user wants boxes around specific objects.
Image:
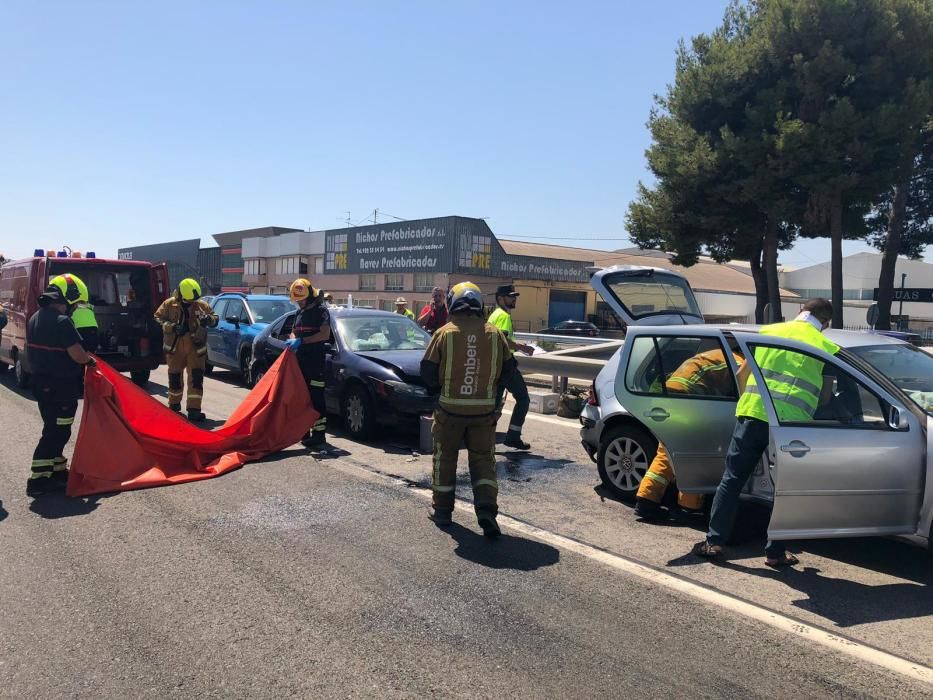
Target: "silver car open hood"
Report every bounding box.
[590,265,704,327]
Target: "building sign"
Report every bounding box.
[496,256,592,283]
[324,219,451,274]
[872,288,933,303]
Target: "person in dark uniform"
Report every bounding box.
[26,274,96,496]
[287,278,332,452]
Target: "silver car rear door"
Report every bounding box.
[732,332,925,540]
[616,326,740,493]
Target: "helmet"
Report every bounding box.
[177,278,201,302]
[289,278,318,303]
[46,273,88,306]
[447,282,483,315]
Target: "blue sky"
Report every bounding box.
[0,0,881,269]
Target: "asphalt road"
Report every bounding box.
[0,365,931,698]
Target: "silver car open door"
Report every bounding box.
[732,332,925,540]
[617,327,741,493]
[590,266,705,328]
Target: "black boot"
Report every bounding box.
[187,409,206,422]
[26,476,63,496]
[169,403,181,413]
[634,497,668,521]
[302,432,330,453]
[429,508,453,526]
[503,431,530,450]
[478,514,501,538]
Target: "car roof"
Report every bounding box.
[216,293,290,301]
[632,323,912,350]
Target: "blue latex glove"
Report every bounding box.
[285,338,302,353]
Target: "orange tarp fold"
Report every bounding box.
[67,352,318,497]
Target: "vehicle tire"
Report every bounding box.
[596,422,657,502]
[130,370,150,387]
[13,352,30,389]
[343,384,377,441]
[251,364,266,387]
[204,362,214,376]
[239,348,253,388]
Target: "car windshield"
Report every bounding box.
[249,299,298,324]
[848,343,933,413]
[337,315,430,352]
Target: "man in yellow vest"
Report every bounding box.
[421,282,514,537]
[694,298,839,567]
[489,284,534,450]
[394,297,415,320]
[634,347,743,521]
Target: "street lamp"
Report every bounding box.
[898,273,907,330]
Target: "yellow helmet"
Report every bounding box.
[177,278,201,301]
[289,278,318,303]
[447,282,483,314]
[47,273,88,305]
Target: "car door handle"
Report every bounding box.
[780,441,811,456]
[643,407,670,421]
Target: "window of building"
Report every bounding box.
[354,298,376,309]
[275,257,299,276]
[414,273,435,293]
[244,259,265,276]
[359,274,377,292]
[313,256,324,275]
[299,257,308,275]
[385,274,405,292]
[381,299,397,312]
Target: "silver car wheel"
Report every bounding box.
[346,394,365,433]
[603,437,649,492]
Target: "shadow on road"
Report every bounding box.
[440,522,560,571]
[28,492,106,519]
[0,499,7,522]
[0,370,36,401]
[723,561,933,627]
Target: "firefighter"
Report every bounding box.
[286,278,331,452]
[634,347,743,521]
[421,282,514,537]
[26,274,96,495]
[153,278,218,421]
[489,284,534,450]
[71,284,99,352]
[394,297,415,320]
[694,298,839,567]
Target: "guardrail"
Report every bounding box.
[515,338,625,391]
[514,331,614,347]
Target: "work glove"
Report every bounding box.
[84,357,97,368]
[199,315,213,327]
[285,338,302,353]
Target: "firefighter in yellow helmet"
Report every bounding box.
[634,347,743,521]
[420,282,515,537]
[153,278,218,421]
[287,278,332,452]
[26,274,96,495]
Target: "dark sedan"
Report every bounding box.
[250,307,436,440]
[540,320,600,337]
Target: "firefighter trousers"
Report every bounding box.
[298,353,327,441]
[431,410,498,519]
[635,442,705,510]
[166,335,206,411]
[31,376,80,480]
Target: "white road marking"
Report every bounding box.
[329,457,933,688]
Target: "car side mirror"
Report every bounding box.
[888,405,909,431]
[225,315,240,326]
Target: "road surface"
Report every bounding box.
[0,365,930,698]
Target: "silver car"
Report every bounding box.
[579,266,933,552]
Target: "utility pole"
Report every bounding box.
[344,211,351,227]
[372,208,379,225]
[898,272,907,330]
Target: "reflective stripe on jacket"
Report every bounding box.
[736,320,840,423]
[71,302,97,330]
[666,349,742,396]
[423,314,511,416]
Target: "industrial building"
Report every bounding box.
[117,239,223,295]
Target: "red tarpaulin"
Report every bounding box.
[67,352,318,497]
